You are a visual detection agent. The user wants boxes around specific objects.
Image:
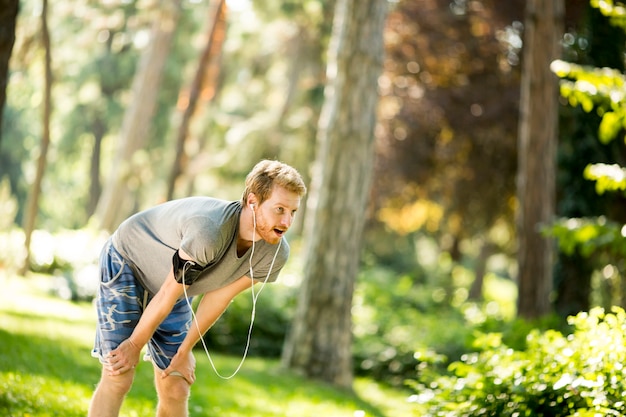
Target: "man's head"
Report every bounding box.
[242,160,307,207]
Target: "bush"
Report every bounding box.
[409,307,626,417]
[352,266,521,387]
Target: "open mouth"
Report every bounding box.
[274,228,285,237]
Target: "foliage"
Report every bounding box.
[353,267,471,385]
[351,256,524,387]
[548,0,626,296]
[584,163,626,194]
[591,0,626,29]
[550,2,626,316]
[552,1,626,191]
[3,0,321,231]
[0,276,417,417]
[546,216,626,258]
[551,60,626,145]
[375,0,522,254]
[4,0,527,277]
[411,306,626,416]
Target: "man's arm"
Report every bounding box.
[106,268,186,375]
[129,270,187,347]
[106,253,189,376]
[161,274,256,380]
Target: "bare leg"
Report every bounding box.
[88,367,135,417]
[154,366,191,417]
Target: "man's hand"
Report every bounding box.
[106,338,141,376]
[162,350,196,385]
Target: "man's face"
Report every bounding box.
[254,186,301,244]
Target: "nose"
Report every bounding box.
[280,212,293,228]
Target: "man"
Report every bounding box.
[88,160,307,417]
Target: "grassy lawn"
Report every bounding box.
[0,273,419,417]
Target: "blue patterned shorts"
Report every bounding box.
[91,239,192,370]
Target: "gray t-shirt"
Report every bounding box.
[111,197,289,297]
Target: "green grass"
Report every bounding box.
[0,274,418,417]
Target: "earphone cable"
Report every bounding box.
[181,209,281,379]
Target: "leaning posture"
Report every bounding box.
[88,160,306,417]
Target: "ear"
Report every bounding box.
[247,193,257,208]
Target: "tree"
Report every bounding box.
[516,0,564,318]
[166,0,226,200]
[371,0,524,281]
[0,0,19,144]
[93,0,182,231]
[83,3,141,217]
[20,0,52,274]
[281,0,387,388]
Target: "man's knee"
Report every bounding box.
[158,375,191,403]
[98,370,135,397]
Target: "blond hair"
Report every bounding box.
[242,160,307,205]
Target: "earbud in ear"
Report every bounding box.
[250,203,255,209]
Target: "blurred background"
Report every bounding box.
[2,0,626,415]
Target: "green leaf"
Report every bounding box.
[598,111,622,143]
[583,163,626,194]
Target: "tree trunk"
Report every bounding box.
[554,251,593,318]
[87,116,104,217]
[21,0,51,274]
[516,0,563,318]
[281,0,387,389]
[0,0,19,145]
[469,242,494,301]
[94,0,182,231]
[166,0,226,200]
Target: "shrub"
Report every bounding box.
[352,266,521,387]
[409,307,626,417]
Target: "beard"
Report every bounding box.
[254,210,284,245]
